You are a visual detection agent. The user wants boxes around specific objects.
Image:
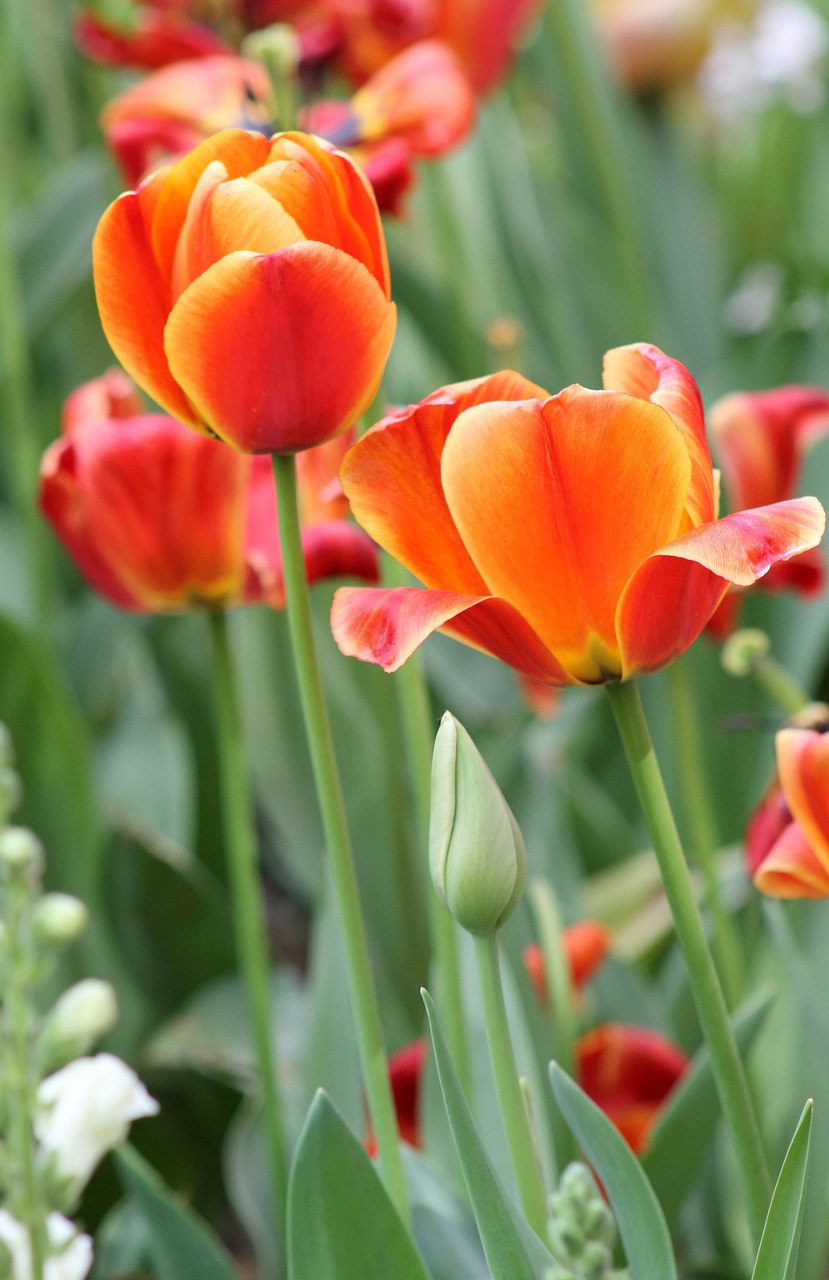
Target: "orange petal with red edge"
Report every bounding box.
[603,343,714,530]
[617,498,826,677]
[710,386,829,512]
[164,244,396,452]
[776,728,829,874]
[441,391,690,683]
[341,370,546,595]
[93,188,196,425]
[753,820,829,899]
[331,585,569,682]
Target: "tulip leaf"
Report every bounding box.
[642,986,775,1230]
[751,1101,814,1280]
[422,988,554,1280]
[401,1146,490,1280]
[549,1062,677,1280]
[114,1144,238,1280]
[287,1089,431,1280]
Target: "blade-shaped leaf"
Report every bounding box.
[549,1062,677,1280]
[751,1101,813,1280]
[287,1089,431,1280]
[114,1145,238,1280]
[642,987,775,1229]
[422,988,553,1280]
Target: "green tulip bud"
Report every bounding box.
[429,712,526,936]
[31,894,89,948]
[0,827,43,879]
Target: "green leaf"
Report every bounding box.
[114,1145,238,1280]
[642,987,775,1230]
[549,1062,677,1280]
[401,1147,490,1280]
[751,1101,814,1280]
[287,1090,431,1280]
[422,989,553,1280]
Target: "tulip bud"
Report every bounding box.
[31,895,89,949]
[429,712,526,936]
[39,980,119,1073]
[721,627,770,676]
[0,827,44,880]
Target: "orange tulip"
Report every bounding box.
[332,346,825,686]
[523,921,612,1006]
[40,372,378,612]
[577,1024,688,1154]
[93,129,396,454]
[749,725,829,899]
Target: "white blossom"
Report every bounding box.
[35,1054,158,1191]
[0,1211,92,1280]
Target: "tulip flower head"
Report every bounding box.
[93,129,396,453]
[749,721,829,898]
[576,1023,688,1154]
[523,920,612,1007]
[40,372,378,613]
[332,346,825,686]
[365,1038,426,1154]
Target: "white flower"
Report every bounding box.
[35,1053,159,1190]
[0,1211,92,1280]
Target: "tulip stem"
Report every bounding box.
[271,453,411,1230]
[474,932,549,1239]
[606,679,770,1243]
[667,659,744,1007]
[527,879,577,1082]
[751,656,810,716]
[208,611,288,1260]
[382,554,472,1098]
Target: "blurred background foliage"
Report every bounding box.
[5,0,829,1276]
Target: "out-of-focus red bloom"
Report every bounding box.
[332,346,825,687]
[39,372,378,612]
[523,921,611,1007]
[749,725,829,899]
[326,0,540,93]
[93,129,395,454]
[75,8,230,69]
[365,1038,427,1154]
[577,1024,688,1155]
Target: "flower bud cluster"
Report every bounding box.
[546,1163,630,1280]
[0,724,158,1279]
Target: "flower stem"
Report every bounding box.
[527,879,576,1082]
[271,453,411,1229]
[667,659,743,1007]
[382,554,471,1097]
[606,679,770,1242]
[208,610,288,1259]
[752,656,810,716]
[474,932,548,1238]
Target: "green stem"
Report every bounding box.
[474,933,548,1238]
[423,164,487,380]
[667,660,743,1007]
[382,554,471,1098]
[271,453,410,1229]
[606,680,770,1242]
[543,0,655,337]
[527,879,576,1081]
[208,611,288,1261]
[752,656,810,716]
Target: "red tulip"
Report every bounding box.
[332,347,824,686]
[576,1024,688,1154]
[749,725,829,899]
[93,129,396,454]
[74,8,229,70]
[365,1038,427,1154]
[39,373,378,612]
[523,921,611,1006]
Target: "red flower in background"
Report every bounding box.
[365,1039,427,1154]
[577,1024,688,1154]
[332,346,824,686]
[748,724,829,899]
[707,386,829,635]
[523,920,611,1006]
[75,5,230,69]
[40,372,378,612]
[93,129,395,454]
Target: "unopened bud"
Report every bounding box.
[429,712,526,936]
[32,894,89,948]
[0,769,22,817]
[0,827,43,879]
[0,724,13,770]
[721,627,770,677]
[39,979,119,1072]
[242,23,300,78]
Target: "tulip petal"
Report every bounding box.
[164,244,396,452]
[616,498,826,677]
[775,728,829,875]
[440,391,691,683]
[602,343,715,529]
[331,585,569,682]
[93,187,196,425]
[341,370,547,594]
[753,820,829,899]
[710,386,829,512]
